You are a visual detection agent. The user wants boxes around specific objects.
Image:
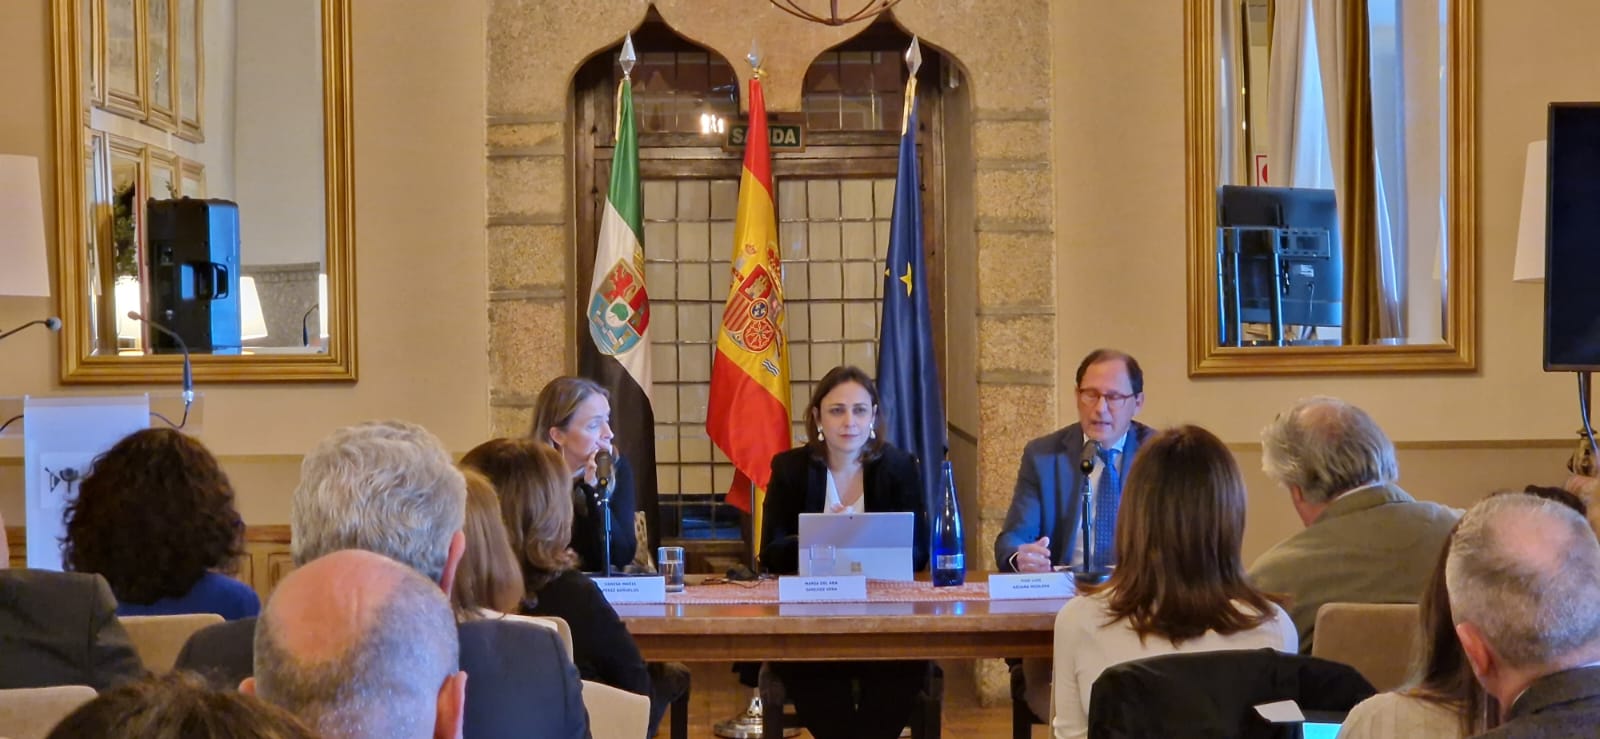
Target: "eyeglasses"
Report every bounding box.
[1076,389,1138,409]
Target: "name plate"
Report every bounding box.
[989,572,1074,600]
[595,576,667,604]
[777,575,868,602]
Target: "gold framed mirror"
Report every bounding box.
[1185,0,1474,375]
[50,0,355,383]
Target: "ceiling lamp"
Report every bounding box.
[768,0,903,26]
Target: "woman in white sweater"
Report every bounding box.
[1050,425,1299,739]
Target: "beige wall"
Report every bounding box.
[0,0,491,526]
[2,0,1593,550]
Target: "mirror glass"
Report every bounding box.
[1189,0,1474,373]
[54,0,355,382]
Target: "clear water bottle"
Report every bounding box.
[931,460,965,587]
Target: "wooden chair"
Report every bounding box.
[1310,602,1422,692]
[119,613,225,674]
[0,685,96,739]
[582,679,650,739]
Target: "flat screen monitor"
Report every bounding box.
[1217,185,1344,331]
[1545,103,1600,370]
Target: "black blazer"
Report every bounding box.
[758,444,928,575]
[571,454,638,573]
[521,569,651,697]
[175,615,592,739]
[0,569,146,691]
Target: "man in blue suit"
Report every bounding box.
[995,348,1153,574]
[997,349,1154,722]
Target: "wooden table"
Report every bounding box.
[616,576,1066,662]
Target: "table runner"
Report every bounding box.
[666,578,991,605]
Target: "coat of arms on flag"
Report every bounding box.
[718,260,782,354]
[587,253,651,355]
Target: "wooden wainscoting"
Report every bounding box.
[4,525,296,602]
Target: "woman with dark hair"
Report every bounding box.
[64,428,257,620]
[462,437,686,737]
[530,376,637,573]
[759,365,929,739]
[46,672,317,739]
[1049,424,1296,738]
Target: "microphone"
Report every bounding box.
[595,449,615,492]
[1080,439,1101,475]
[127,311,194,428]
[0,316,62,342]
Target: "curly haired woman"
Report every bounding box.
[64,428,258,620]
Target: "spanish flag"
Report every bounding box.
[707,70,790,542]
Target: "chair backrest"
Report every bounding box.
[1311,602,1421,692]
[119,614,225,674]
[1087,648,1375,739]
[0,685,96,739]
[476,610,575,660]
[581,679,649,739]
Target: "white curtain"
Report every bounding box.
[1265,0,1333,189]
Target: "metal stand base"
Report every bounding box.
[1073,568,1111,587]
[713,695,800,738]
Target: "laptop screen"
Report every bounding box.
[1300,710,1345,739]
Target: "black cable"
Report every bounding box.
[1580,372,1599,474]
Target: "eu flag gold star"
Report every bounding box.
[899,263,914,297]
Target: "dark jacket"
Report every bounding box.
[758,443,928,575]
[522,569,651,697]
[1086,648,1374,739]
[1478,665,1600,738]
[571,454,638,573]
[175,615,592,739]
[0,569,146,691]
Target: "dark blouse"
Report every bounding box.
[570,454,639,573]
[519,569,651,698]
[758,443,929,575]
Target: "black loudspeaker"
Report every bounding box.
[1545,104,1600,370]
[145,198,242,354]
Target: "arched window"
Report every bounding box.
[573,19,946,564]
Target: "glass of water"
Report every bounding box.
[657,546,685,593]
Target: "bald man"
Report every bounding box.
[243,549,466,739]
[1447,494,1600,735]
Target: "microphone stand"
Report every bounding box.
[600,480,614,577]
[1075,450,1110,587]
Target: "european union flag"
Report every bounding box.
[877,94,947,519]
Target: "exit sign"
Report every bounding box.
[726,123,806,152]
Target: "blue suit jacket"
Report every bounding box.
[993,421,1155,571]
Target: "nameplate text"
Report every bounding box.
[989,572,1074,600]
[595,576,668,604]
[778,575,868,602]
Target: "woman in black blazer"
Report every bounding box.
[759,365,930,739]
[461,437,687,738]
[530,376,638,573]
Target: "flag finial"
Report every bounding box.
[620,33,636,78]
[748,40,762,71]
[905,36,922,77]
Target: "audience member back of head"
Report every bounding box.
[245,549,465,739]
[47,671,317,739]
[1446,493,1600,737]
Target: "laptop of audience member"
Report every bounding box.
[797,511,915,581]
[1299,709,1346,739]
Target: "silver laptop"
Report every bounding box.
[797,511,915,581]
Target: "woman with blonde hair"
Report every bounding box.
[530,376,636,573]
[449,468,527,617]
[1049,424,1297,738]
[462,437,687,736]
